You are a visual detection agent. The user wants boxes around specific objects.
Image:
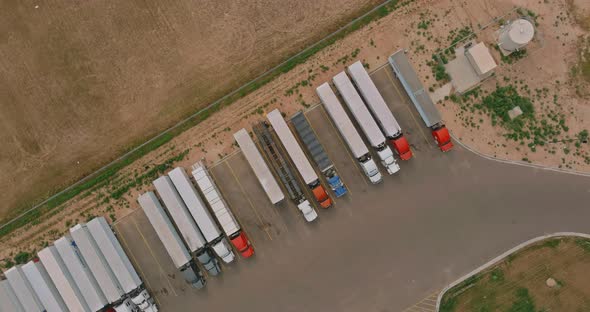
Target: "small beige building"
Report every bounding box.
[465,42,497,79]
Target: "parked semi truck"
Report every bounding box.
[38,245,91,312]
[347,61,413,160]
[291,111,348,197]
[266,109,332,208]
[233,128,285,204]
[4,265,45,312]
[388,50,453,152]
[253,122,318,222]
[316,82,383,183]
[86,217,157,312]
[54,236,108,312]
[153,176,221,276]
[333,71,400,174]
[22,259,69,312]
[168,167,235,264]
[0,279,24,312]
[138,192,206,289]
[191,161,255,258]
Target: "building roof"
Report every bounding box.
[466,42,497,75]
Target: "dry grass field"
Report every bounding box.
[0,0,382,220]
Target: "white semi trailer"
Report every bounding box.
[233,128,285,204]
[86,217,157,312]
[168,167,235,264]
[347,61,413,160]
[22,259,69,312]
[138,192,206,289]
[0,279,24,312]
[332,71,400,175]
[191,161,255,258]
[153,176,221,275]
[54,236,107,312]
[316,82,383,183]
[4,265,44,312]
[38,245,91,312]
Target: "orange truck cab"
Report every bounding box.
[431,124,453,152]
[389,135,413,160]
[312,184,332,208]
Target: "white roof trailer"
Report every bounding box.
[138,192,192,269]
[266,109,318,185]
[22,260,69,312]
[347,61,402,137]
[86,217,141,294]
[316,83,369,158]
[153,176,206,253]
[191,162,239,236]
[233,128,285,204]
[54,236,107,312]
[4,265,44,312]
[38,246,91,312]
[0,279,24,312]
[70,223,124,304]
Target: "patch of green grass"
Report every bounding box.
[0,0,415,239]
[575,239,590,253]
[14,251,31,265]
[507,288,536,312]
[490,268,505,282]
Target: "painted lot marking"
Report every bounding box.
[401,291,439,312]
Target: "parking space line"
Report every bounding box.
[301,109,353,198]
[383,68,432,148]
[400,291,439,312]
[113,220,161,307]
[318,105,369,188]
[225,161,274,241]
[131,218,178,296]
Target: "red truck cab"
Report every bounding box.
[431,125,453,152]
[390,136,413,160]
[230,232,254,258]
[312,185,332,208]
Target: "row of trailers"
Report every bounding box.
[232,50,453,222]
[0,217,157,312]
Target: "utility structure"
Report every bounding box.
[233,128,285,205]
[253,122,318,222]
[138,192,206,289]
[316,82,382,184]
[168,167,235,264]
[291,111,348,197]
[266,109,332,208]
[153,176,221,276]
[191,161,255,258]
[388,50,453,152]
[332,71,400,174]
[347,61,413,160]
[498,18,534,53]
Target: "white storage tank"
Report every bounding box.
[499,19,534,52]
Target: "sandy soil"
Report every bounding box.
[1,0,589,264]
[0,0,382,220]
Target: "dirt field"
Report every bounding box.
[1,0,589,267]
[440,236,590,311]
[0,0,382,220]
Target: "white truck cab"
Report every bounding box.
[377,147,400,174]
[297,200,318,222]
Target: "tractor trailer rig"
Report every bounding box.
[4,265,44,312]
[168,167,235,264]
[332,71,400,174]
[388,50,453,152]
[291,111,348,197]
[316,82,383,184]
[347,61,413,160]
[233,128,285,205]
[191,161,255,258]
[253,122,318,222]
[138,192,206,289]
[22,259,69,312]
[153,176,221,276]
[266,109,332,208]
[86,217,157,312]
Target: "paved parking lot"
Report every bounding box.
[113,64,590,312]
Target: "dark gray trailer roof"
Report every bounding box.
[388,50,442,127]
[291,112,332,173]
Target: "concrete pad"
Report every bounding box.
[445,46,482,94]
[430,83,453,104]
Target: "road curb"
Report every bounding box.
[435,232,590,311]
